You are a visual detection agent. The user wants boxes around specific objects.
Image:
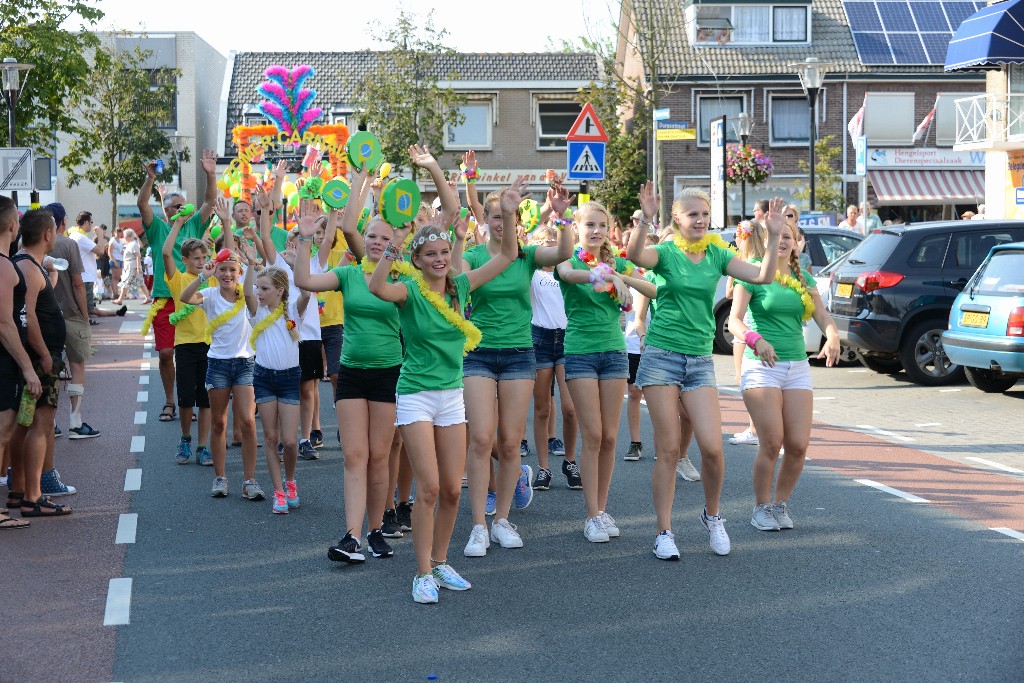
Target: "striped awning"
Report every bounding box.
[868,170,985,205]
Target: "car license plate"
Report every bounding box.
[836,283,853,298]
[960,311,990,328]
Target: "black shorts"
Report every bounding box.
[321,324,343,377]
[0,358,24,412]
[335,364,400,403]
[175,342,211,409]
[628,352,642,386]
[299,340,325,382]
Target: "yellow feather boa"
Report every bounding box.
[360,256,417,278]
[412,273,481,355]
[205,286,246,338]
[140,298,168,336]
[249,300,297,350]
[673,232,738,255]
[775,270,816,322]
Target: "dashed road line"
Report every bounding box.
[133,411,147,425]
[142,351,153,359]
[966,457,1024,475]
[115,514,138,544]
[143,342,153,350]
[139,375,149,385]
[140,362,151,371]
[855,479,929,503]
[991,527,1024,541]
[855,425,915,442]
[915,422,941,427]
[130,436,145,453]
[847,369,868,373]
[137,391,148,403]
[124,469,142,491]
[103,578,133,626]
[814,396,836,401]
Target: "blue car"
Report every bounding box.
[941,241,1024,393]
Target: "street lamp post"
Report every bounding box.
[791,57,831,211]
[734,111,754,220]
[169,132,190,191]
[2,57,36,210]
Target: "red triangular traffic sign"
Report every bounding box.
[566,102,608,142]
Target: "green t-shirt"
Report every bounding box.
[741,270,817,362]
[463,243,538,348]
[555,255,633,355]
[333,265,403,369]
[644,242,735,356]
[645,270,665,318]
[396,273,472,395]
[142,212,209,299]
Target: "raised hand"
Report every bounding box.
[273,159,288,179]
[201,259,217,278]
[764,197,787,238]
[297,215,319,239]
[408,144,437,168]
[241,243,259,266]
[252,185,272,211]
[145,160,158,178]
[214,197,231,227]
[201,149,218,175]
[499,176,531,214]
[547,184,575,217]
[156,183,168,201]
[461,150,477,173]
[638,180,660,220]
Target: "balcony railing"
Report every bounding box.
[955,93,1024,150]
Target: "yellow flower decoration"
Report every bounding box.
[249,300,298,350]
[673,232,738,255]
[205,285,246,338]
[140,299,168,336]
[360,256,417,278]
[409,270,481,355]
[775,270,816,322]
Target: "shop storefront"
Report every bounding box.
[865,147,986,222]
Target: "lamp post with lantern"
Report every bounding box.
[733,111,754,220]
[791,57,831,211]
[2,57,35,209]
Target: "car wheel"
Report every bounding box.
[713,306,734,354]
[857,352,903,375]
[898,320,965,386]
[964,367,1019,393]
[837,344,860,366]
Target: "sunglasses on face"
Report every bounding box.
[785,213,795,219]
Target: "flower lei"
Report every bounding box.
[205,286,246,338]
[360,255,417,278]
[140,299,168,336]
[775,270,815,322]
[411,272,481,355]
[574,247,634,311]
[249,301,296,350]
[673,232,738,255]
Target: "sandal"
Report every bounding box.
[159,403,176,422]
[0,514,30,530]
[21,496,72,517]
[6,492,24,509]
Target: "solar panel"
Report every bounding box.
[921,32,954,63]
[853,31,894,64]
[911,3,950,32]
[943,1,980,28]
[846,2,882,31]
[877,2,915,31]
[889,33,928,63]
[844,1,989,66]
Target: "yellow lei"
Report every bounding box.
[140,298,168,336]
[205,286,246,338]
[673,232,737,255]
[775,270,815,322]
[360,256,417,278]
[411,271,481,355]
[249,301,294,350]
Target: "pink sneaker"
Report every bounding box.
[285,480,300,509]
[272,490,289,514]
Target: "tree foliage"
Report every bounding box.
[62,35,179,228]
[349,9,465,179]
[792,135,844,214]
[0,0,104,152]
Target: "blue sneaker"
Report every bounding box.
[412,574,439,604]
[514,464,534,510]
[431,563,471,591]
[520,439,530,458]
[196,446,213,466]
[175,439,192,465]
[548,437,565,456]
[485,490,496,516]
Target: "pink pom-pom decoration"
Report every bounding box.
[255,64,324,139]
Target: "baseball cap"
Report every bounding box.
[45,202,67,227]
[631,209,643,220]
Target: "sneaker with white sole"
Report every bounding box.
[272,491,289,514]
[484,490,496,516]
[751,503,781,531]
[729,429,759,445]
[464,524,490,557]
[548,437,565,456]
[773,501,794,529]
[623,442,643,461]
[584,515,610,543]
[242,479,265,501]
[175,439,192,465]
[562,459,583,489]
[653,530,680,560]
[431,563,471,591]
[366,529,394,558]
[490,518,524,548]
[513,464,533,509]
[211,476,228,498]
[533,468,552,490]
[298,440,319,460]
[700,507,731,555]
[68,423,100,439]
[328,532,366,563]
[412,574,438,604]
[676,458,702,481]
[599,511,620,538]
[197,446,213,466]
[39,469,76,496]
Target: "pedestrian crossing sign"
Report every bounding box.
[566,141,606,181]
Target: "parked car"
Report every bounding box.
[828,220,1024,386]
[941,241,1024,393]
[802,253,859,363]
[712,226,862,352]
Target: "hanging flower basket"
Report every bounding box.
[725,143,774,186]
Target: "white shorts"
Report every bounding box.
[395,388,466,427]
[740,358,813,392]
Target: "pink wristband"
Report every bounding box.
[744,331,763,350]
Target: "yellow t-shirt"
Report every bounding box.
[165,269,210,345]
[319,235,347,327]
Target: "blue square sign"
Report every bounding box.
[566,141,606,181]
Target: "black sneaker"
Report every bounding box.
[69,423,101,439]
[533,467,552,490]
[562,459,583,489]
[366,529,394,558]
[381,508,403,538]
[327,532,366,563]
[309,429,324,448]
[396,501,413,531]
[623,441,643,461]
[520,439,530,457]
[298,440,319,460]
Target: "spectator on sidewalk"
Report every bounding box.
[108,227,124,295]
[838,204,862,234]
[861,201,882,234]
[68,211,125,323]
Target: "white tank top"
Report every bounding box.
[530,269,566,330]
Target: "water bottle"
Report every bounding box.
[16,385,36,427]
[44,256,68,271]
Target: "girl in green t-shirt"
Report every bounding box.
[626,182,784,561]
[367,180,523,605]
[555,201,656,544]
[728,221,840,532]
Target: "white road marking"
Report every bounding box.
[133,411,147,425]
[103,578,133,625]
[814,396,836,401]
[621,393,647,405]
[137,391,148,403]
[143,342,153,350]
[855,479,928,503]
[813,410,821,415]
[118,321,143,334]
[139,375,149,385]
[939,388,961,393]
[855,425,915,442]
[124,469,142,491]
[847,369,868,373]
[719,387,740,395]
[140,362,151,371]
[142,351,152,359]
[991,527,1024,541]
[130,436,145,453]
[915,422,941,427]
[115,514,138,544]
[966,457,1024,475]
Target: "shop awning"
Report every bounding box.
[868,170,985,205]
[945,0,1024,71]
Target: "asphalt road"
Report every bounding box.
[7,310,1024,682]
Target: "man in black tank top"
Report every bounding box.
[8,209,73,517]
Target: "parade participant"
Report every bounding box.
[179,244,263,501]
[727,219,768,447]
[113,229,152,305]
[367,178,523,604]
[137,151,218,424]
[461,178,574,558]
[729,221,840,531]
[623,230,659,462]
[162,214,213,466]
[556,201,655,543]
[107,227,124,299]
[247,264,309,514]
[627,183,782,561]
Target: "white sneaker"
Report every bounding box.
[584,515,610,543]
[490,518,524,548]
[773,501,794,530]
[463,524,490,557]
[751,503,781,531]
[700,508,731,556]
[653,530,680,560]
[729,429,759,445]
[676,458,702,481]
[599,511,620,538]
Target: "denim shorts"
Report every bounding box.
[205,356,255,391]
[531,325,566,369]
[635,345,717,391]
[463,346,536,381]
[564,350,628,381]
[253,364,302,405]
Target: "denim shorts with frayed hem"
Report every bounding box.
[531,325,566,370]
[463,347,536,381]
[635,346,716,392]
[254,364,301,405]
[564,350,628,381]
[205,356,255,391]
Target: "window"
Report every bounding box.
[242,114,271,127]
[934,93,976,147]
[773,6,807,42]
[537,101,582,150]
[955,231,1017,269]
[973,251,1024,295]
[329,110,352,127]
[769,95,810,145]
[695,4,808,45]
[447,101,492,150]
[146,69,177,129]
[909,234,949,268]
[817,234,861,264]
[698,96,743,145]
[864,93,915,146]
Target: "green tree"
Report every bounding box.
[349,8,465,179]
[0,0,104,152]
[62,35,179,228]
[792,135,844,214]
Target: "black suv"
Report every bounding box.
[828,220,1024,386]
